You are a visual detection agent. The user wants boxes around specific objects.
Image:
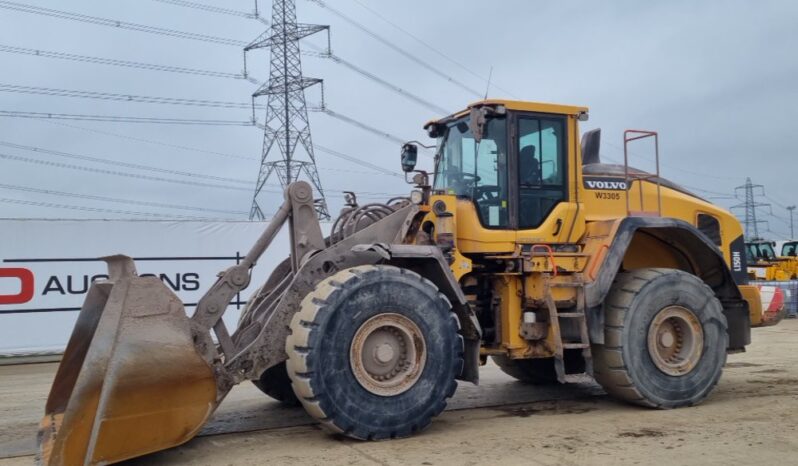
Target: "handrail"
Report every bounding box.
[530,244,558,277]
[623,129,662,217]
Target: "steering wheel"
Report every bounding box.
[448,172,481,195]
[474,185,501,204]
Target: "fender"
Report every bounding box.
[584,217,751,350]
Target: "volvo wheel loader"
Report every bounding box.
[39,100,761,465]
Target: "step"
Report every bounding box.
[556,312,585,318]
[560,373,594,384]
[562,342,590,349]
[549,282,584,288]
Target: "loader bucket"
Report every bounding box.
[37,256,218,466]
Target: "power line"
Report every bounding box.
[314,144,402,177]
[602,150,735,201]
[304,42,450,115]
[0,44,245,79]
[0,81,420,155]
[321,108,405,146]
[41,119,399,178]
[321,109,433,158]
[0,83,265,110]
[0,1,247,47]
[0,2,449,116]
[307,0,482,98]
[33,118,402,178]
[348,0,519,99]
[680,184,734,198]
[0,110,253,126]
[0,183,248,216]
[41,119,257,162]
[763,194,793,211]
[152,0,265,22]
[0,140,252,184]
[603,140,741,182]
[0,196,230,220]
[1,144,402,199]
[1,149,406,207]
[0,151,257,192]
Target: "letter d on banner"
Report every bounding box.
[0,268,35,305]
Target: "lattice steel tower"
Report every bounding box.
[732,177,770,239]
[245,0,330,220]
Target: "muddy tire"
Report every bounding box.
[491,350,584,384]
[286,265,463,440]
[252,362,300,406]
[592,268,728,408]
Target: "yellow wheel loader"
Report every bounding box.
[39,100,762,465]
[746,239,798,281]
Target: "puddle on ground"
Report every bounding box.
[617,428,665,438]
[725,362,763,368]
[752,368,787,374]
[746,378,798,386]
[497,399,597,418]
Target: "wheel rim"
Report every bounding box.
[647,306,704,376]
[349,313,426,396]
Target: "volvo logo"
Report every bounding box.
[583,177,629,191]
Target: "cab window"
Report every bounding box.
[518,116,567,229]
[434,116,509,227]
[696,214,722,246]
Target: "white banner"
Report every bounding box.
[0,219,326,355]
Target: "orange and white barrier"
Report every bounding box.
[756,284,786,326]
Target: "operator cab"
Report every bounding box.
[746,240,777,262]
[424,101,586,232]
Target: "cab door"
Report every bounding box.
[513,113,584,244]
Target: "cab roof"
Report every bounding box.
[477,99,588,115]
[426,99,589,127]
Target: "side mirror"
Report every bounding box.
[401,143,418,173]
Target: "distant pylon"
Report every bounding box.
[732,177,770,239]
[244,0,330,220]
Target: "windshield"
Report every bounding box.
[747,242,776,261]
[433,115,508,227]
[782,242,798,257]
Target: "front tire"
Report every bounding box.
[593,268,728,408]
[286,265,463,440]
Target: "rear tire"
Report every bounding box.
[286,265,463,440]
[252,362,300,406]
[592,268,728,408]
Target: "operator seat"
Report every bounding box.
[519,145,541,186]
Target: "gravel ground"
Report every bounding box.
[1,319,796,465]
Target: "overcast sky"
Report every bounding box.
[0,0,796,238]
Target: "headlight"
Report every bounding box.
[410,190,423,205]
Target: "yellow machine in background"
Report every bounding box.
[746,239,798,280]
[745,240,798,281]
[39,100,761,465]
[742,239,794,326]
